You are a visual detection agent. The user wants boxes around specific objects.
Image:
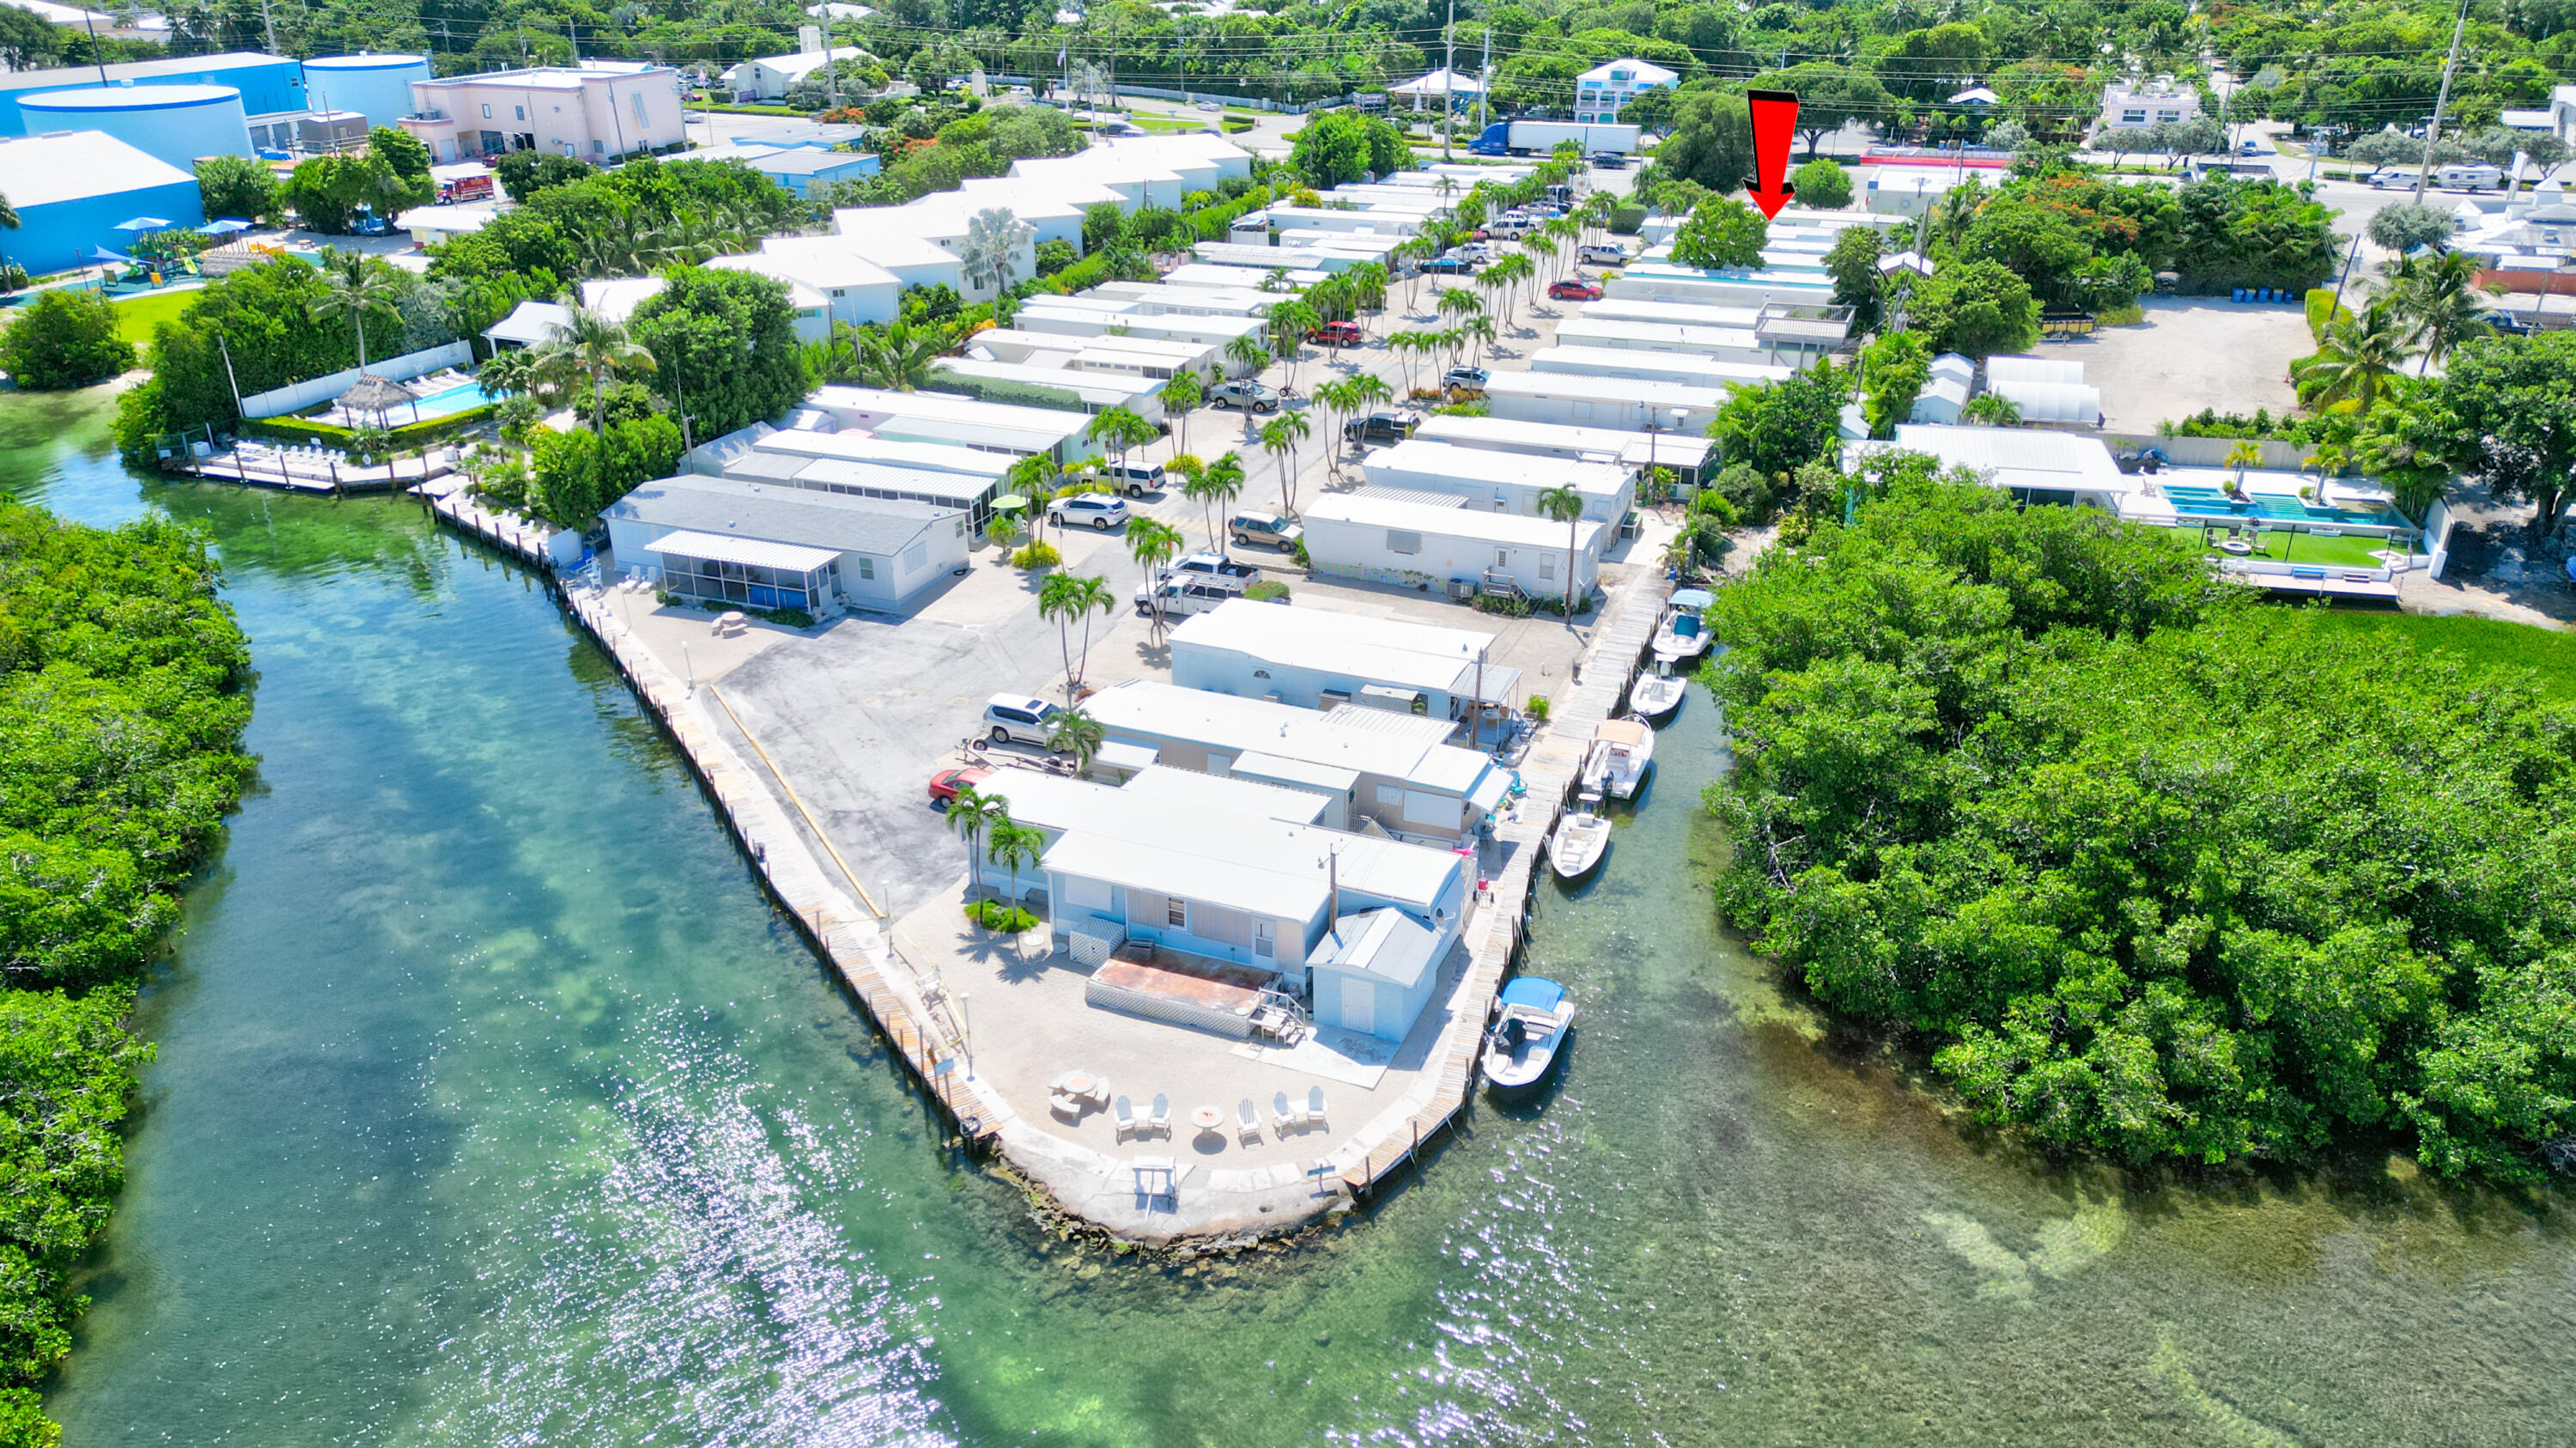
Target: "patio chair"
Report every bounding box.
[1148,1092,1172,1139]
[1272,1090,1297,1135]
[1306,1086,1327,1129]
[1236,1098,1262,1146]
[1113,1094,1139,1141]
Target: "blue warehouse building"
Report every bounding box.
[0,131,204,278]
[0,52,302,136]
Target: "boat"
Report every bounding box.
[1630,668,1686,721]
[1589,717,1654,800]
[1546,806,1610,880]
[1483,976,1575,1101]
[1650,587,1716,666]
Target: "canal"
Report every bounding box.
[6,383,2571,1446]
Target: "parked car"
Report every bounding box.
[2487,309,2534,336]
[1133,551,1256,609]
[1549,277,1604,301]
[1195,100,1222,112]
[1135,577,1243,618]
[1048,493,1131,530]
[1209,379,1280,412]
[1577,242,1629,266]
[1443,366,1489,392]
[1307,319,1365,347]
[929,764,993,803]
[2366,167,2418,190]
[1343,409,1425,445]
[1452,241,1496,264]
[1097,460,1163,496]
[981,695,1062,747]
[1421,253,1477,276]
[2239,139,2263,156]
[1230,510,1304,551]
[1590,150,1628,169]
[1488,216,1534,240]
[1170,550,1260,582]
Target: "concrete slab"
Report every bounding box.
[2066,297,2315,434]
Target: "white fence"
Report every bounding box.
[239,341,474,420]
[2104,432,2324,472]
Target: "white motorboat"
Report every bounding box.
[1650,587,1716,666]
[1588,717,1654,800]
[1482,976,1575,1101]
[1630,668,1686,721]
[1546,807,1610,880]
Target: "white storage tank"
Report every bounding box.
[300,54,432,129]
[17,84,252,169]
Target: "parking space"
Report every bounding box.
[2063,297,2317,433]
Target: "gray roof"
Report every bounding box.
[605,474,957,558]
[1304,908,1443,991]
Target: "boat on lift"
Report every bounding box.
[1483,976,1575,1101]
[1650,587,1715,666]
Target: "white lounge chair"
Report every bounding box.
[1113,1094,1139,1141]
[1236,1098,1262,1146]
[1272,1090,1296,1136]
[1306,1086,1327,1129]
[1147,1092,1172,1139]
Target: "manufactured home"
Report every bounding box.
[1169,599,1522,726]
[1302,491,1606,602]
[1359,439,1635,524]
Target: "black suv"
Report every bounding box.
[1342,410,1425,445]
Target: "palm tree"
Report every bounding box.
[1536,483,1586,617]
[1268,299,1321,388]
[1346,259,1390,315]
[1037,570,1088,706]
[535,302,657,438]
[985,818,1042,908]
[1126,516,1186,638]
[1463,314,1498,369]
[1047,707,1108,775]
[947,783,1009,890]
[961,206,1033,296]
[1158,372,1204,458]
[1346,371,1393,421]
[1312,377,1358,472]
[1005,451,1060,544]
[1085,405,1158,475]
[854,319,949,390]
[1482,252,1534,325]
[2385,249,2505,367]
[1063,574,1115,701]
[1259,410,1310,516]
[307,251,405,374]
[1385,330,1427,397]
[0,190,18,231]
[1224,330,1272,385]
[1192,451,1247,549]
[1436,287,1482,328]
[2224,440,2263,498]
[2298,302,2418,414]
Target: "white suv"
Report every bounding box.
[1048,494,1131,530]
[981,694,1062,746]
[1578,242,1629,266]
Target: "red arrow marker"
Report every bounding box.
[1745,88,1800,220]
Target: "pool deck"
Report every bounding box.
[431,479,1685,1244]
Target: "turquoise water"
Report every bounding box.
[2160,484,2401,526]
[5,383,2574,1445]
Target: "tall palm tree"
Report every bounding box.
[1192,451,1247,549]
[1268,299,1321,388]
[1037,570,1087,706]
[960,206,1033,296]
[1158,372,1204,458]
[855,319,949,390]
[1084,405,1157,474]
[1536,483,1586,617]
[1127,516,1186,638]
[1346,371,1393,420]
[2297,302,2417,414]
[1436,287,1481,328]
[1004,451,1060,543]
[1046,707,1107,773]
[0,190,18,231]
[1063,575,1115,702]
[1259,410,1310,516]
[2385,249,2506,367]
[307,251,405,374]
[1224,330,1272,385]
[2224,440,2263,497]
[1463,314,1498,369]
[947,783,1008,889]
[1312,377,1357,472]
[535,302,658,438]
[986,818,1042,908]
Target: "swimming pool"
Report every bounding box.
[2160,484,2401,527]
[400,380,501,421]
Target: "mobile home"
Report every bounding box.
[1301,491,1605,602]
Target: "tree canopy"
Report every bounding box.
[1708,469,2576,1181]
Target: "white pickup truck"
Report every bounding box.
[1132,551,1258,612]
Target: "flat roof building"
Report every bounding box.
[0,129,201,276]
[927,357,1170,419]
[1528,345,1794,392]
[1169,598,1521,726]
[1359,438,1635,524]
[802,385,1100,462]
[1302,491,1606,604]
[603,473,969,614]
[1843,424,2142,510]
[1412,413,1714,483]
[0,51,302,135]
[400,63,688,166]
[1478,368,1733,433]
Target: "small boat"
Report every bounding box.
[1483,976,1575,1101]
[1630,668,1686,721]
[1546,806,1610,880]
[1589,717,1654,800]
[1650,587,1716,666]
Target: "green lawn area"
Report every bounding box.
[2182,526,2400,570]
[2305,611,2576,700]
[110,289,198,346]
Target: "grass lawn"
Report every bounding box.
[2184,526,2399,570]
[110,289,198,346]
[2305,611,2576,700]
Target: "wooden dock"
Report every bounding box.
[1334,557,1677,1197]
[167,446,449,495]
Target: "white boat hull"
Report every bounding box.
[1547,812,1609,879]
[1631,673,1686,720]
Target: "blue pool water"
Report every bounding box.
[2160,485,2398,526]
[402,380,499,420]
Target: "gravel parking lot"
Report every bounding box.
[2065,297,2318,433]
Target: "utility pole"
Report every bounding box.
[258,0,276,57]
[2412,0,2471,206]
[1478,23,1491,136]
[824,12,840,109]
[1441,0,1455,162]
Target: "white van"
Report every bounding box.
[2435,163,2505,191]
[2366,167,2419,190]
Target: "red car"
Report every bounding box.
[1548,277,1604,301]
[1307,319,1364,347]
[929,765,993,803]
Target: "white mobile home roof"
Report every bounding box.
[1305,491,1606,554]
[1851,424,2136,498]
[1083,679,1498,797]
[1160,261,1329,291]
[1578,297,1766,331]
[965,763,1327,838]
[1530,346,1793,389]
[1362,439,1631,502]
[1084,281,1278,316]
[750,429,1015,478]
[1985,356,2086,386]
[1479,368,1732,426]
[929,357,1168,410]
[1042,805,1463,918]
[806,386,1092,452]
[1170,599,1518,703]
[1412,414,1715,473]
[1551,317,1770,357]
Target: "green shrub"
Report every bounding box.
[965,898,1039,932]
[239,404,495,451]
[0,289,134,389]
[1222,115,1255,134]
[1012,540,1060,569]
[1608,204,1647,234]
[1526,694,1551,721]
[1245,579,1291,602]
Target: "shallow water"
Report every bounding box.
[6,383,2572,1446]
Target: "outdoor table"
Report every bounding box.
[1190,1104,1224,1134]
[714,610,747,636]
[1063,1072,1095,1098]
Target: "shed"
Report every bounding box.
[1306,908,1447,1043]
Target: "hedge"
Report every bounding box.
[927,372,1088,412]
[239,403,495,449]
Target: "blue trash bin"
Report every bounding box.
[2233,288,2248,302]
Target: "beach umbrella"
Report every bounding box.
[990,495,1029,510]
[88,246,133,263]
[112,216,173,232]
[198,219,254,234]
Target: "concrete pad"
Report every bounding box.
[2069,297,2316,434]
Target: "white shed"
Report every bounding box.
[1306,908,1448,1043]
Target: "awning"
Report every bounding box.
[1097,740,1158,773]
[645,530,840,573]
[1467,767,1512,814]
